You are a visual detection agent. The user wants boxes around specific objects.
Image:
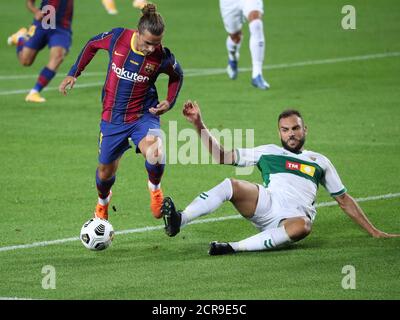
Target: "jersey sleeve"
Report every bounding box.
[158,48,183,109]
[321,156,347,197]
[234,145,272,167]
[67,30,114,78]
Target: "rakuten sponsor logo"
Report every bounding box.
[111,63,149,82]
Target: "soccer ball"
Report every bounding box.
[80,218,114,251]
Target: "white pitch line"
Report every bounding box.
[0,82,104,95]
[0,51,399,95]
[0,72,105,80]
[0,192,399,253]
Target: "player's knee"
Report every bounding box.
[229,178,238,192]
[294,218,312,240]
[285,217,312,241]
[229,178,245,203]
[248,10,263,22]
[302,218,312,236]
[20,55,33,66]
[145,139,163,164]
[229,32,242,44]
[98,165,114,180]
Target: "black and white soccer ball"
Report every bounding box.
[80,218,114,251]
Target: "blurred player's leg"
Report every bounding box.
[26,46,65,103]
[249,18,269,90]
[9,27,44,102]
[25,66,55,102]
[220,0,243,79]
[7,27,28,47]
[246,5,270,90]
[226,32,242,80]
[102,0,118,15]
[8,27,39,66]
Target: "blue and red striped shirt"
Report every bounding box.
[68,28,184,124]
[39,0,73,30]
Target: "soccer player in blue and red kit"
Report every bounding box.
[59,3,183,220]
[7,0,73,103]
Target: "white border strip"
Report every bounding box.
[0,297,37,300]
[0,192,399,253]
[0,51,399,95]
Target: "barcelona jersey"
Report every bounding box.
[68,28,183,124]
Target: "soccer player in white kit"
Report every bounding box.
[162,101,400,255]
[220,0,270,90]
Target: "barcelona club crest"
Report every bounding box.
[144,63,156,74]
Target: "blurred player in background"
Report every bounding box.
[162,101,399,255]
[59,3,183,220]
[101,0,148,15]
[220,0,270,90]
[7,0,74,103]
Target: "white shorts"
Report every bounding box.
[248,185,310,231]
[220,0,264,34]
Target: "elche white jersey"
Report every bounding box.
[234,144,346,220]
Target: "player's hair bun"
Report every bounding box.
[142,3,157,16]
[138,2,164,36]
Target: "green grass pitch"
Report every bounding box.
[0,0,399,300]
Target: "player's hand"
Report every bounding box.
[371,230,400,238]
[149,100,170,115]
[183,100,202,125]
[34,9,45,21]
[59,76,76,96]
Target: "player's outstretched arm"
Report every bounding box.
[182,100,235,165]
[59,76,76,96]
[26,0,44,20]
[335,193,400,238]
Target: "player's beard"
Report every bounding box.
[281,136,306,154]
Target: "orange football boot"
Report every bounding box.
[7,27,27,46]
[25,91,46,103]
[102,0,118,15]
[94,203,109,220]
[133,0,147,9]
[94,191,112,220]
[149,188,163,219]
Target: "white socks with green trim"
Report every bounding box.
[229,226,292,252]
[179,177,292,253]
[180,178,233,226]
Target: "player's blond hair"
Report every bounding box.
[138,3,165,36]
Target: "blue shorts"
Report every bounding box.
[98,114,161,164]
[24,21,72,52]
